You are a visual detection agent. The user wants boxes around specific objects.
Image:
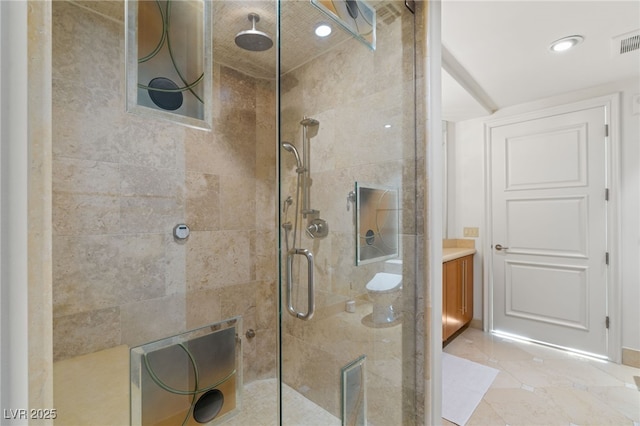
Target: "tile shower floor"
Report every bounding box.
[443,327,640,425]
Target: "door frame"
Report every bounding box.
[0,0,30,412]
[483,93,622,362]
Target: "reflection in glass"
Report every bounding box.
[311,0,376,50]
[356,183,400,265]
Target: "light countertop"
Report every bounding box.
[442,247,476,263]
[442,239,476,262]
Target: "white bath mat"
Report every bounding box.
[442,353,499,426]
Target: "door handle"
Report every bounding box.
[286,248,315,321]
[495,244,509,251]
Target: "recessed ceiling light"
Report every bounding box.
[315,24,332,38]
[384,124,392,128]
[549,35,584,52]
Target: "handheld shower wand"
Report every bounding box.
[282,142,303,172]
[281,141,303,252]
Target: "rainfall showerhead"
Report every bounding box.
[282,142,303,171]
[235,13,273,52]
[300,117,319,127]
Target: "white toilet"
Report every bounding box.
[365,272,402,326]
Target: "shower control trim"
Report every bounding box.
[306,218,328,239]
[173,224,190,241]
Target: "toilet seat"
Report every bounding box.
[365,272,402,294]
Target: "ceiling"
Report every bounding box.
[441,0,640,122]
[212,0,355,79]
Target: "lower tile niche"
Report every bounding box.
[130,318,242,426]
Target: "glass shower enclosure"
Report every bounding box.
[49,0,419,424]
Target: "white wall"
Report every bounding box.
[0,0,30,420]
[448,78,640,353]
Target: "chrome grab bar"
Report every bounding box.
[286,248,315,320]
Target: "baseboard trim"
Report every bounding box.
[469,318,482,330]
[622,347,640,368]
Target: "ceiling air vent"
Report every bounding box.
[612,30,640,56]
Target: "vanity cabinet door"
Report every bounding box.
[442,255,474,341]
[442,259,461,341]
[461,255,474,325]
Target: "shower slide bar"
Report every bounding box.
[285,248,315,320]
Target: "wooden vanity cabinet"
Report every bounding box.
[442,254,473,341]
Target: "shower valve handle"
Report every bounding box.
[306,218,328,239]
[306,223,319,238]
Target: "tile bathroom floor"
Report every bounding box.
[443,327,640,426]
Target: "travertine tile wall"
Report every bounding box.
[28,0,55,414]
[51,1,277,384]
[280,8,414,303]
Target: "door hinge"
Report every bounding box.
[605,188,609,201]
[605,124,609,137]
[605,316,610,329]
[605,252,610,265]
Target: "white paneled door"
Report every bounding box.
[490,104,609,358]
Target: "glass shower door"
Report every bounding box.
[278,1,418,424]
